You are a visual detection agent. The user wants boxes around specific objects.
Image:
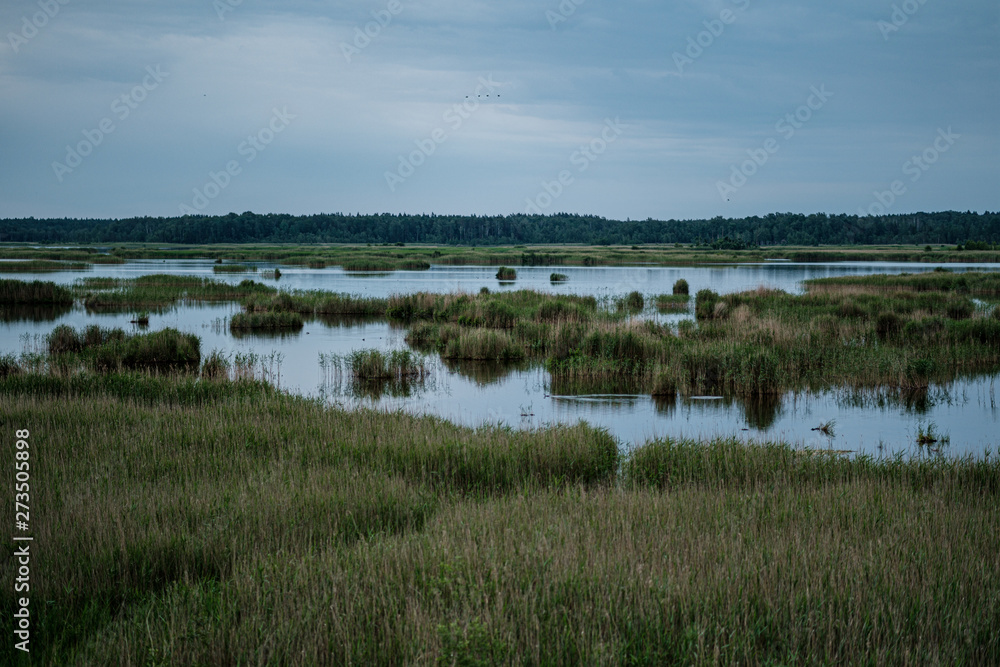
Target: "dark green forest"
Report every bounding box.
[1,210,998,246]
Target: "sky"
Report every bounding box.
[0,0,997,221]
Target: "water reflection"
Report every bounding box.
[0,303,72,322]
[440,358,527,386]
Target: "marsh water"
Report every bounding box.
[3,260,999,458]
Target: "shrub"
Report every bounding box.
[672,278,689,295]
[549,273,568,283]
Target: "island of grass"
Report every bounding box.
[496,266,516,281]
[229,310,304,331]
[0,278,74,304]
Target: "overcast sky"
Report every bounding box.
[1,0,997,221]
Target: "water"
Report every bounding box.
[3,260,999,458]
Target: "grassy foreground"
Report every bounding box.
[1,372,998,665]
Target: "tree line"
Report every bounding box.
[1,211,997,246]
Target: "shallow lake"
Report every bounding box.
[3,259,999,458]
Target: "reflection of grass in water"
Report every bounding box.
[0,302,73,323]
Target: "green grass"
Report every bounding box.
[655,293,690,312]
[0,372,996,665]
[42,324,201,373]
[229,310,304,331]
[495,266,516,280]
[349,349,427,380]
[77,275,274,312]
[212,263,254,273]
[0,259,90,272]
[22,241,1000,268]
[0,278,74,304]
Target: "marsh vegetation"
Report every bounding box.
[1,361,996,664]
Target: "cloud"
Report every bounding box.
[0,0,996,219]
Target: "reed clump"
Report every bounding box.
[229,311,304,331]
[44,324,200,372]
[0,278,74,304]
[495,266,516,280]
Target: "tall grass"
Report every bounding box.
[495,266,516,280]
[0,376,995,665]
[43,324,200,372]
[229,311,304,331]
[0,259,89,272]
[0,278,74,304]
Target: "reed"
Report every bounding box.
[495,266,516,280]
[0,259,89,272]
[0,278,74,304]
[1,376,995,665]
[212,264,254,273]
[229,311,304,331]
[655,294,690,312]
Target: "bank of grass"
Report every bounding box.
[212,263,254,273]
[0,259,90,272]
[0,278,74,304]
[27,241,1000,267]
[77,274,274,311]
[42,324,201,373]
[0,371,996,665]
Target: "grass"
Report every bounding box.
[550,272,568,283]
[495,266,517,280]
[229,310,304,331]
[655,293,690,312]
[77,275,274,312]
[0,278,74,304]
[349,349,427,380]
[42,324,201,373]
[19,242,1000,268]
[212,263,254,273]
[0,371,996,665]
[0,259,90,272]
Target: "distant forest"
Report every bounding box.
[1,211,998,247]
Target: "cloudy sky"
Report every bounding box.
[1,0,997,221]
